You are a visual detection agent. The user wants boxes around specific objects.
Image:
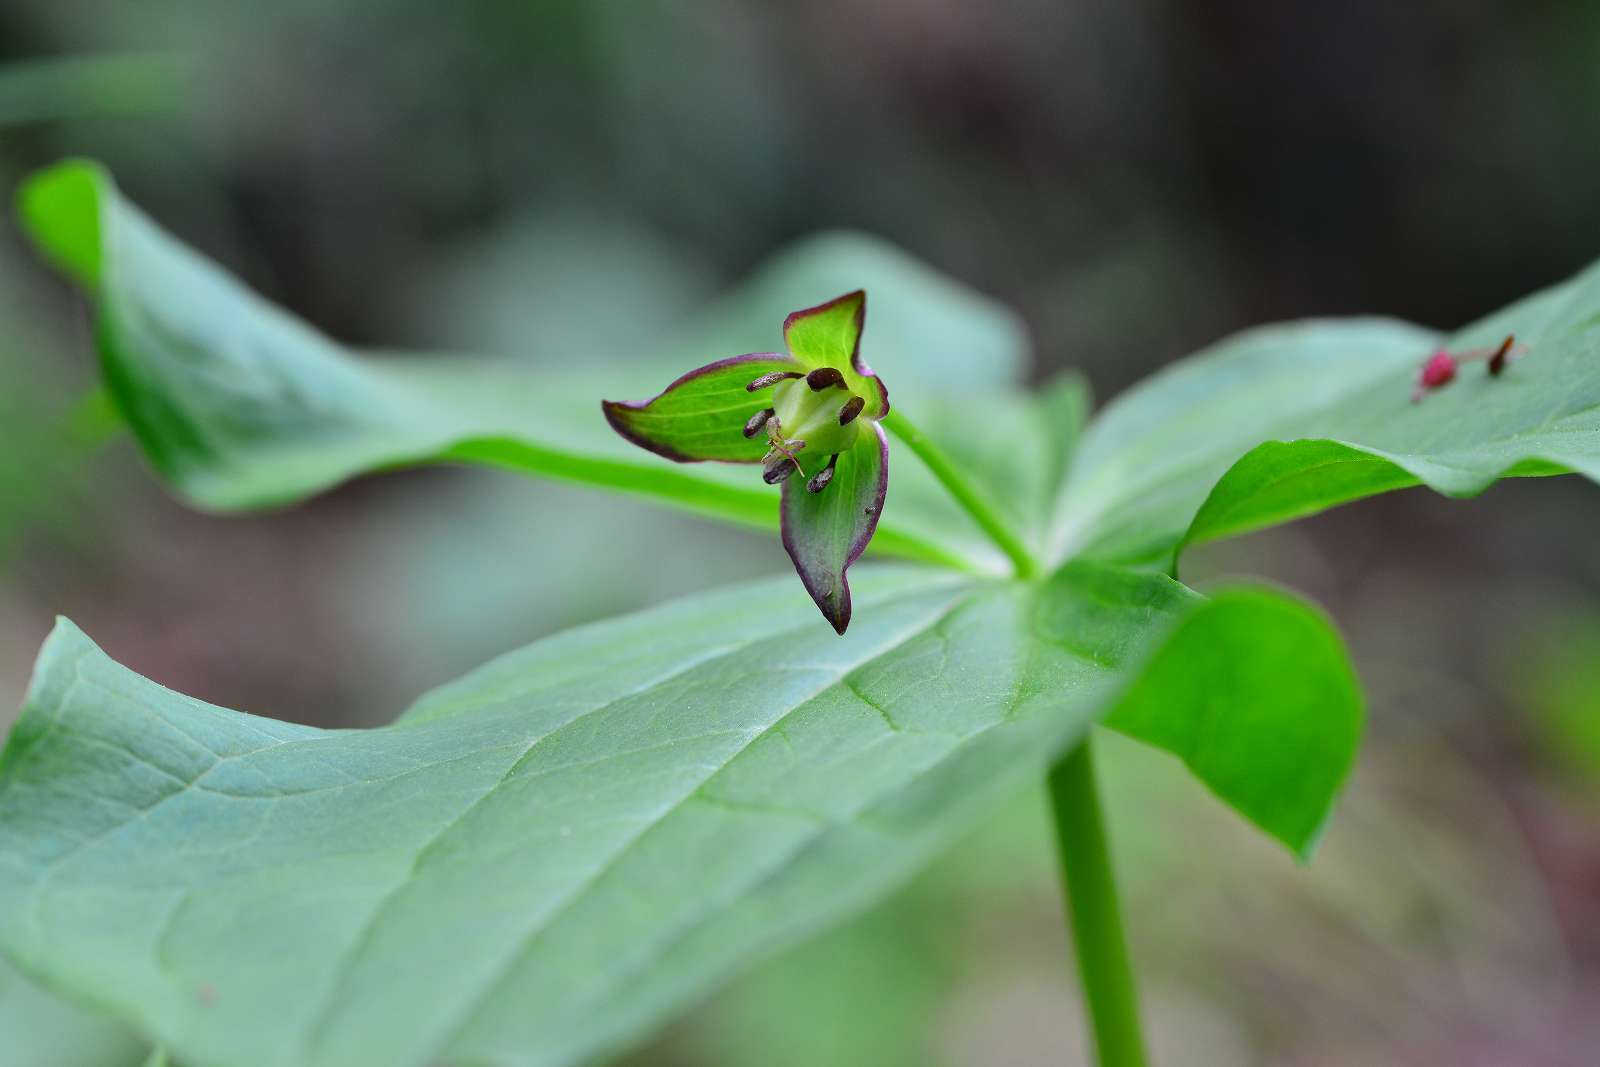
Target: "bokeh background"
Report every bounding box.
[3,2,1600,1065]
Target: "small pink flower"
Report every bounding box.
[1422,350,1457,387]
[1411,335,1524,403]
[1411,350,1457,403]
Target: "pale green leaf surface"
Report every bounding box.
[0,956,147,1067]
[17,160,1041,573]
[1053,260,1600,566]
[0,563,1230,1067]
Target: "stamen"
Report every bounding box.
[747,370,803,392]
[805,367,845,391]
[1488,334,1514,377]
[806,455,839,493]
[743,407,774,438]
[763,454,798,484]
[838,396,865,425]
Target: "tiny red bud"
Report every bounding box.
[1411,349,1457,403]
[1420,350,1457,388]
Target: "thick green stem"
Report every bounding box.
[888,408,1141,1063]
[1048,739,1148,1067]
[880,410,1039,579]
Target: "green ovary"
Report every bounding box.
[769,375,862,466]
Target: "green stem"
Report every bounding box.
[880,410,1039,579]
[886,408,1141,1063]
[1048,739,1148,1067]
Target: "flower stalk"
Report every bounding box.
[879,409,1039,579]
[1050,740,1148,1067]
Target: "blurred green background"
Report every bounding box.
[2,2,1599,1064]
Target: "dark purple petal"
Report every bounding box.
[780,422,888,634]
[602,353,802,463]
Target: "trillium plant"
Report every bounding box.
[7,158,1600,1067]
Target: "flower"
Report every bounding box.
[603,291,888,634]
[1411,334,1522,402]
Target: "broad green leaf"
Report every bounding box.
[16,160,1037,573]
[1053,260,1600,566]
[0,956,147,1067]
[1102,586,1362,859]
[0,562,1352,1067]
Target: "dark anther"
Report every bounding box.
[838,395,865,425]
[744,408,774,438]
[747,370,803,392]
[805,367,845,391]
[1488,334,1515,376]
[806,455,839,493]
[763,455,798,484]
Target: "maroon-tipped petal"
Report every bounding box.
[782,289,889,418]
[602,352,799,464]
[780,422,888,635]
